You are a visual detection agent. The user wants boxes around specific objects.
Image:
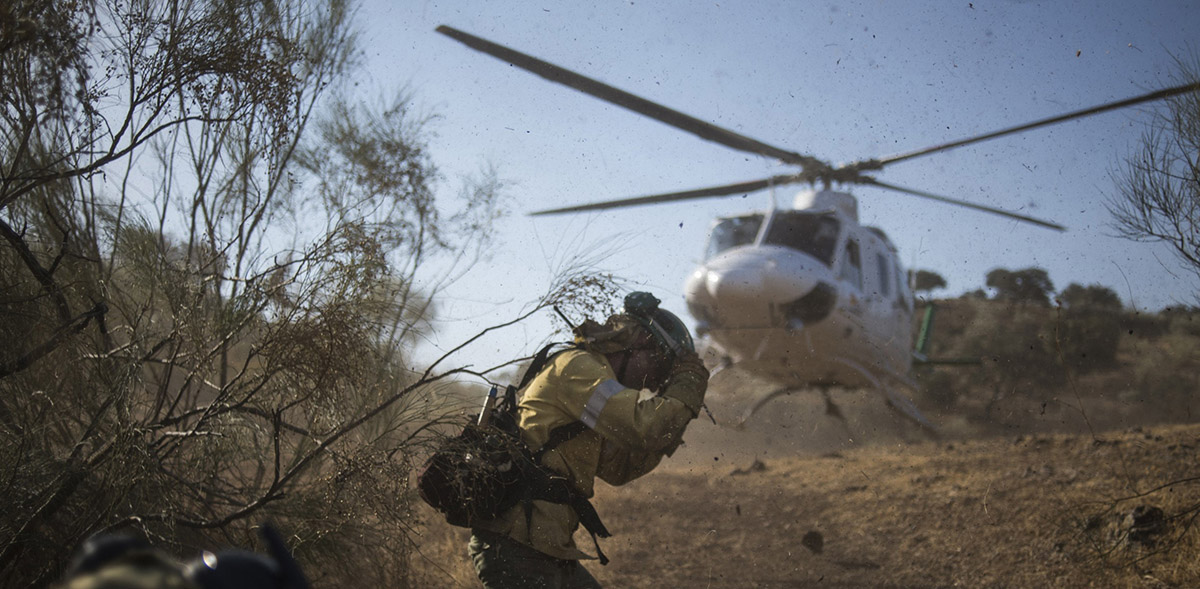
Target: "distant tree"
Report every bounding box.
[911,269,948,293]
[961,288,989,300]
[1058,283,1123,311]
[986,267,1055,305]
[1107,55,1200,286]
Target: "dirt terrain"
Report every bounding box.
[408,375,1200,588]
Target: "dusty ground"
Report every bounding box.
[408,374,1200,588]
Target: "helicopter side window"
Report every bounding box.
[761,212,840,265]
[840,239,862,291]
[876,253,892,298]
[705,214,763,259]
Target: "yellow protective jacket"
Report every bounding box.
[473,348,698,561]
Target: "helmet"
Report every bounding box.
[572,292,695,360]
[621,292,695,358]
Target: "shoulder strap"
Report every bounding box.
[495,342,575,428]
[523,343,588,457]
[513,343,612,564]
[533,422,588,460]
[517,341,574,389]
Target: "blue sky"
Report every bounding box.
[354,0,1200,368]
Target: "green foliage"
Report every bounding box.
[1163,306,1200,337]
[985,267,1055,306]
[1058,283,1123,310]
[912,297,1186,420]
[1123,328,1200,415]
[1050,308,1122,371]
[911,269,947,293]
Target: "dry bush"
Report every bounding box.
[913,298,1192,425]
[0,0,519,585]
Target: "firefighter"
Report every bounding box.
[469,292,709,588]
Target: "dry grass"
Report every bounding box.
[407,377,1200,588]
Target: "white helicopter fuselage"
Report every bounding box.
[685,190,915,389]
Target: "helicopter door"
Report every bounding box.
[874,252,892,300]
[863,242,912,371]
[837,237,867,328]
[874,251,904,326]
[838,238,863,293]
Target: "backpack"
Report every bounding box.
[416,344,613,562]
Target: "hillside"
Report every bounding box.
[909,298,1199,427]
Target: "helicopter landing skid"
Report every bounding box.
[731,357,937,436]
[734,386,846,428]
[830,356,938,435]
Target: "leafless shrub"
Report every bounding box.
[1108,54,1200,292]
[1069,476,1200,582]
[0,0,534,586]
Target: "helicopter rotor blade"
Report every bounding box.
[436,26,825,171]
[529,175,802,216]
[859,82,1200,170]
[860,178,1066,231]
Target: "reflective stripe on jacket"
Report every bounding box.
[473,348,696,560]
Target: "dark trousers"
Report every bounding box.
[469,530,602,589]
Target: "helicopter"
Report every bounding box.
[436,25,1200,432]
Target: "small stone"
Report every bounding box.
[801,530,824,554]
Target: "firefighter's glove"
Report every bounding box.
[661,353,709,417]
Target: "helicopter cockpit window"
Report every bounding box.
[840,239,862,291]
[761,212,840,265]
[705,214,763,259]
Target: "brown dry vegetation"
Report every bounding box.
[407,300,1200,588]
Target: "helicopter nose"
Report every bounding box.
[706,267,763,301]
